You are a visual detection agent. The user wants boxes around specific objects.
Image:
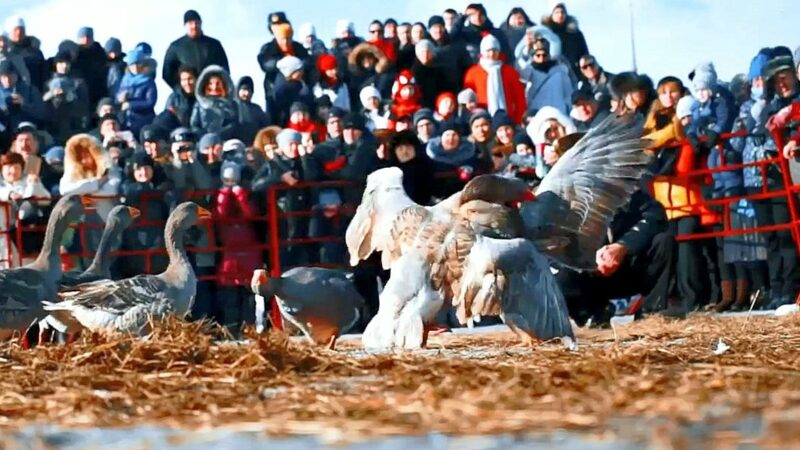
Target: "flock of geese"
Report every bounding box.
[1,114,707,352]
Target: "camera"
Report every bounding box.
[177,144,194,153]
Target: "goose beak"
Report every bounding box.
[196,207,212,220]
[127,207,141,219]
[80,196,96,207]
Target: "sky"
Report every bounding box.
[2,0,798,110]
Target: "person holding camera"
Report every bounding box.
[0,152,51,267]
[168,127,213,196]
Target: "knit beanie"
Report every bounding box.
[748,49,771,81]
[276,129,302,149]
[675,96,697,120]
[359,85,381,107]
[220,161,242,184]
[198,132,222,151]
[277,56,304,78]
[413,108,434,126]
[491,110,514,131]
[104,38,122,55]
[691,61,718,92]
[317,54,337,72]
[479,35,501,54]
[458,88,478,104]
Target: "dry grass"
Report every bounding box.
[0,315,799,446]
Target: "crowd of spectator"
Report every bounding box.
[0,3,799,329]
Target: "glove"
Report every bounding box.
[322,156,347,172]
[751,133,766,146]
[705,129,720,148]
[458,165,474,182]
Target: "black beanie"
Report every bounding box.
[184,10,201,24]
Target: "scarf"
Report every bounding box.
[479,57,506,115]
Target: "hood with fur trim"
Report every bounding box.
[64,133,109,180]
[195,64,235,109]
[526,106,577,145]
[348,43,390,75]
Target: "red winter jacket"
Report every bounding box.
[215,186,261,286]
[462,62,526,124]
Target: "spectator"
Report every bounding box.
[0,35,31,87]
[308,189,349,265]
[313,54,351,112]
[541,2,589,69]
[160,65,197,130]
[272,56,313,126]
[9,124,60,191]
[60,133,121,220]
[48,50,91,123]
[489,143,514,173]
[501,7,535,53]
[168,127,213,194]
[570,88,608,131]
[162,10,229,87]
[466,109,495,165]
[316,113,379,204]
[331,20,364,67]
[359,85,389,131]
[576,55,614,110]
[297,23,327,58]
[366,20,397,65]
[0,152,51,267]
[491,109,516,146]
[387,129,433,205]
[73,27,108,107]
[117,50,157,137]
[91,112,121,144]
[428,15,472,95]
[426,119,480,196]
[384,19,398,43]
[456,88,479,126]
[526,106,578,177]
[0,60,46,130]
[434,92,457,123]
[235,76,271,145]
[252,125,282,159]
[286,101,324,142]
[137,126,171,187]
[257,21,309,101]
[504,133,541,187]
[519,38,574,115]
[443,9,458,34]
[118,152,171,277]
[197,132,224,180]
[324,107,346,142]
[395,22,415,71]
[412,40,452,108]
[347,43,392,101]
[95,97,116,121]
[389,69,423,129]
[449,4,511,63]
[610,71,656,115]
[190,65,239,139]
[514,25,563,72]
[104,38,126,100]
[215,160,261,327]
[463,35,526,124]
[413,108,437,144]
[4,16,46,91]
[42,76,85,144]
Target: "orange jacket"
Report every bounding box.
[462,63,526,124]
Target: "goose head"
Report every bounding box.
[106,205,141,230]
[168,202,212,231]
[52,195,87,229]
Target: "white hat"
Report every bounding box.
[298,22,316,39]
[4,16,25,33]
[277,56,304,79]
[526,106,578,146]
[336,19,354,36]
[359,85,381,108]
[479,35,501,55]
[675,96,698,120]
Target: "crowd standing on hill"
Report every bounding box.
[1,3,799,329]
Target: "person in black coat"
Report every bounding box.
[556,190,672,325]
[428,16,472,96]
[387,129,434,205]
[73,27,108,108]
[5,18,47,92]
[234,76,271,145]
[448,4,512,63]
[271,56,314,126]
[162,10,229,87]
[541,3,589,70]
[256,22,310,102]
[411,40,453,109]
[155,65,197,132]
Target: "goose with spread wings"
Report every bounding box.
[42,202,211,335]
[347,114,652,349]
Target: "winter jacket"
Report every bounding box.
[215,185,261,286]
[73,42,109,106]
[118,72,157,136]
[271,75,314,127]
[731,98,781,189]
[162,34,229,87]
[389,151,434,205]
[308,206,349,265]
[169,152,213,193]
[59,143,121,222]
[431,37,472,93]
[315,133,380,204]
[608,190,667,257]
[119,180,171,276]
[0,49,31,87]
[235,98,271,146]
[331,36,365,68]
[411,59,454,109]
[520,61,574,115]
[43,84,86,145]
[163,87,196,128]
[426,136,481,198]
[256,40,310,98]
[692,87,739,195]
[106,58,126,100]
[347,44,393,102]
[463,63,526,124]
[541,15,589,68]
[190,65,239,139]
[313,79,351,112]
[0,80,46,129]
[449,16,512,63]
[8,36,46,91]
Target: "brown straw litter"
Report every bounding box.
[0,314,798,446]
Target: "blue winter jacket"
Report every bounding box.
[118,72,157,136]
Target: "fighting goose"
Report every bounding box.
[0,195,85,343]
[60,205,140,287]
[43,202,210,335]
[250,267,365,349]
[351,114,653,349]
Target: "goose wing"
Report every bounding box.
[521,114,652,270]
[0,268,48,328]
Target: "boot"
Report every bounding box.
[729,279,750,311]
[713,280,735,312]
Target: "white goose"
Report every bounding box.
[43,202,210,335]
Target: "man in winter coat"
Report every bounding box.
[0,35,31,87]
[158,65,197,130]
[257,22,309,102]
[576,55,614,110]
[235,76,271,145]
[162,10,229,87]
[500,7,535,54]
[519,38,574,115]
[541,3,589,69]
[427,16,472,95]
[411,40,453,109]
[73,27,109,108]
[4,17,46,92]
[449,4,512,64]
[463,36,526,124]
[104,38,127,101]
[0,61,46,130]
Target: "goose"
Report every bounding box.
[351,114,652,349]
[42,202,210,335]
[0,195,85,344]
[60,205,141,287]
[250,267,365,349]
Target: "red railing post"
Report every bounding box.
[266,185,283,330]
[770,128,800,255]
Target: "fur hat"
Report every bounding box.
[691,61,718,92]
[277,56,304,78]
[479,35,501,54]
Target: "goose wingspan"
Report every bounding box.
[521,114,652,270]
[0,269,47,326]
[455,236,574,342]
